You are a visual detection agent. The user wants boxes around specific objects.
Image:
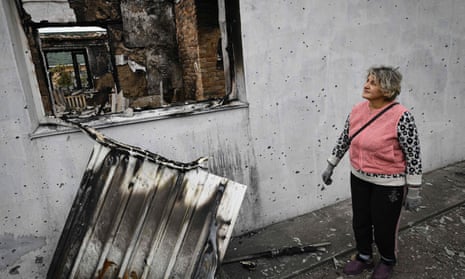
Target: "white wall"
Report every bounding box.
[1,0,465,277]
[240,0,465,221]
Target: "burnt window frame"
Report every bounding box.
[12,0,247,138]
[44,49,93,92]
[35,25,117,118]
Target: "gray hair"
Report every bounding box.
[367,66,402,101]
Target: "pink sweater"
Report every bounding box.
[328,100,422,186]
[349,101,407,175]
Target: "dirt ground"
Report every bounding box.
[293,203,465,279]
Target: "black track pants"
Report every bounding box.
[350,173,406,262]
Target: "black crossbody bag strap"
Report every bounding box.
[348,102,399,144]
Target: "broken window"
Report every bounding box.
[46,51,90,90]
[15,0,244,122]
[38,26,116,117]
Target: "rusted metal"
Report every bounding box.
[222,242,332,264]
[47,123,247,278]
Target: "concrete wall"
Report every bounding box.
[1,0,465,277]
[240,0,465,219]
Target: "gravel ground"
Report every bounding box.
[293,203,465,279]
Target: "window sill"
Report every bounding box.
[29,100,249,140]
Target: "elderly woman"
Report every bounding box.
[322,66,422,279]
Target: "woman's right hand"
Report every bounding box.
[322,163,335,185]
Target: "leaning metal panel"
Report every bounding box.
[47,140,246,279]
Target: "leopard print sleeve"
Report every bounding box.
[397,111,422,185]
[328,115,351,166]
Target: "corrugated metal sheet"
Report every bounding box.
[47,124,247,279]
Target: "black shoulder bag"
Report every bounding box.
[348,102,399,144]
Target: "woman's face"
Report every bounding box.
[362,74,385,102]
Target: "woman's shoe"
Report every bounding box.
[371,262,394,279]
[342,257,374,275]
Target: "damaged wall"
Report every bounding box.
[2,0,465,278]
[120,0,183,105]
[174,0,226,102]
[21,0,226,115]
[240,0,465,222]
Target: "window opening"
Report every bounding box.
[46,50,91,91]
[16,1,244,124]
[38,26,117,118]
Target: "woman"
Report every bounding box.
[321,66,422,279]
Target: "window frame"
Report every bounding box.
[11,0,247,139]
[44,49,93,92]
